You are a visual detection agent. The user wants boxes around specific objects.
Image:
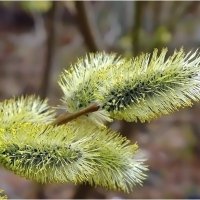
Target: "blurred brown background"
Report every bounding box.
[0,1,200,199]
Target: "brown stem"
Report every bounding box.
[52,103,100,126]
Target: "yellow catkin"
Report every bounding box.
[0,119,147,192]
[59,48,200,125]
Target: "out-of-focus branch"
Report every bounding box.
[39,1,57,99]
[33,183,46,199]
[167,1,192,33]
[132,1,143,56]
[74,1,105,52]
[152,1,162,30]
[72,184,106,199]
[72,184,90,199]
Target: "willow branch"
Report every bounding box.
[52,103,100,126]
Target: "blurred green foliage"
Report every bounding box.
[20,1,52,12]
[2,1,52,12]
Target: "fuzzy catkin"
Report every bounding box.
[101,49,200,122]
[0,189,7,200]
[59,48,200,125]
[0,119,147,192]
[59,52,130,125]
[0,95,55,124]
[0,123,98,184]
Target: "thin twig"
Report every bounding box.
[52,103,100,126]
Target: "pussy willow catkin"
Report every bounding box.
[0,95,55,124]
[0,123,98,184]
[59,48,200,125]
[0,189,7,200]
[0,119,147,192]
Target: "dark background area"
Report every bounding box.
[0,1,200,199]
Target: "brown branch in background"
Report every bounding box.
[52,103,100,126]
[167,1,192,33]
[74,1,105,52]
[39,1,57,99]
[132,1,143,56]
[33,183,46,199]
[72,184,106,199]
[152,1,162,30]
[72,184,91,199]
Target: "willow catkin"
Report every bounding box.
[0,123,98,184]
[0,189,7,200]
[0,119,147,192]
[59,52,130,125]
[59,48,200,125]
[0,95,55,124]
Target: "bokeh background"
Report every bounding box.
[0,1,200,199]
